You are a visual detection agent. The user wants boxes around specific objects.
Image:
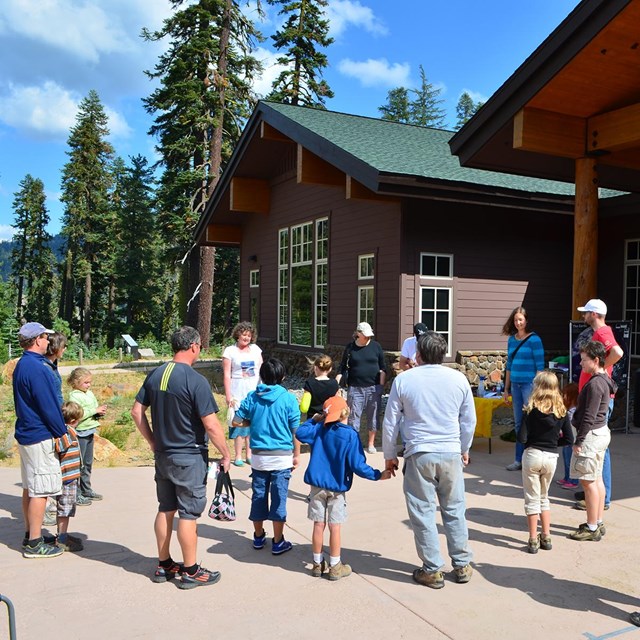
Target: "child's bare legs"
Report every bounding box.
[539,510,551,536]
[233,437,244,463]
[582,477,605,525]
[57,515,70,536]
[312,521,326,554]
[367,430,375,449]
[328,523,341,559]
[526,513,539,539]
[245,437,252,461]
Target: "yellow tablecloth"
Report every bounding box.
[474,396,507,439]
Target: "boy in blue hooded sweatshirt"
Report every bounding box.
[233,358,301,555]
[296,394,391,580]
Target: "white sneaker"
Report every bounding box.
[366,446,376,454]
[506,462,522,471]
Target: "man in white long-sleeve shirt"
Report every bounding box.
[382,331,476,589]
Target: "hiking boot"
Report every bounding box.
[76,494,92,506]
[598,522,606,537]
[272,537,292,555]
[412,568,445,589]
[152,560,184,583]
[311,559,328,577]
[22,538,63,559]
[574,490,585,501]
[630,612,640,627]
[569,523,601,542]
[539,534,552,551]
[453,564,473,583]
[500,429,517,442]
[506,462,522,471]
[527,537,539,554]
[328,561,352,581]
[178,566,221,590]
[56,534,84,553]
[84,491,103,501]
[253,530,266,550]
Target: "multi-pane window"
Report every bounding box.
[249,269,260,287]
[358,286,374,325]
[278,217,329,347]
[358,254,374,280]
[421,252,453,278]
[624,239,640,355]
[420,286,452,355]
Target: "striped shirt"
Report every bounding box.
[506,333,545,383]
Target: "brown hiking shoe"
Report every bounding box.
[527,537,540,554]
[412,568,445,589]
[453,564,473,583]
[328,561,352,581]
[539,534,552,551]
[569,523,601,541]
[311,559,328,577]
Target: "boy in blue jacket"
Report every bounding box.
[296,394,391,580]
[233,358,301,555]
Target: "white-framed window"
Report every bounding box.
[420,252,453,278]
[358,253,374,280]
[420,286,452,355]
[249,269,260,288]
[278,217,329,347]
[624,239,640,356]
[358,285,374,325]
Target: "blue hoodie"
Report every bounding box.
[13,350,67,445]
[235,384,300,453]
[296,418,381,492]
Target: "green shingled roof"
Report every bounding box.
[262,101,621,198]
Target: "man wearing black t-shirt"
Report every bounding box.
[132,326,231,589]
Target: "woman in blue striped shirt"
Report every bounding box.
[502,307,545,471]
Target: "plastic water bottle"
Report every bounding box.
[495,380,502,394]
[477,376,486,397]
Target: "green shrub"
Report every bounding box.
[100,424,134,450]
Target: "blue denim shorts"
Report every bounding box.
[249,468,291,522]
[155,451,208,520]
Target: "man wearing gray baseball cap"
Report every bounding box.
[13,321,68,558]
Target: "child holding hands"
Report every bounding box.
[518,371,574,553]
[296,394,391,580]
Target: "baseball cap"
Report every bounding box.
[413,322,428,338]
[577,299,607,315]
[18,322,54,339]
[356,321,374,337]
[323,395,348,423]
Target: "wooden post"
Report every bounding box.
[572,157,598,319]
[79,349,83,365]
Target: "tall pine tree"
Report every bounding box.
[11,175,56,324]
[409,65,446,128]
[266,0,334,108]
[60,90,115,345]
[143,0,261,347]
[455,91,484,130]
[378,87,411,123]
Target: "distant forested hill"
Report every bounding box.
[0,234,65,280]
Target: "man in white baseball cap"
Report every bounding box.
[575,298,623,514]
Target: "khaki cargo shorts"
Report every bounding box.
[570,428,611,482]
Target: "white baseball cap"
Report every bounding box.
[577,299,607,315]
[356,322,374,337]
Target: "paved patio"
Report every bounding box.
[1,429,639,640]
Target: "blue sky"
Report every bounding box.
[0,0,581,241]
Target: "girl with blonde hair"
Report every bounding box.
[518,371,573,554]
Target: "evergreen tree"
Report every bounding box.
[455,91,484,130]
[379,87,411,123]
[409,65,446,128]
[143,0,262,347]
[266,0,334,108]
[60,90,115,345]
[10,175,56,324]
[113,155,164,338]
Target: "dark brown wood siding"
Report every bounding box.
[239,175,402,351]
[399,198,574,352]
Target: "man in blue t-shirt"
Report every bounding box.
[132,326,231,590]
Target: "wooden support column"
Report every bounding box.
[572,157,598,319]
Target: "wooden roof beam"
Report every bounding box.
[297,145,345,186]
[588,102,640,153]
[346,176,400,202]
[230,177,270,214]
[513,107,586,158]
[260,121,293,142]
[204,224,242,246]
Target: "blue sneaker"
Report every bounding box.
[272,537,292,555]
[178,566,221,590]
[152,560,183,583]
[253,530,266,550]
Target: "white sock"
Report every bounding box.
[313,553,323,564]
[597,519,604,525]
[587,523,598,531]
[329,556,340,567]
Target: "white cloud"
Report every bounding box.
[326,1,387,38]
[460,88,489,104]
[0,0,136,63]
[0,81,131,140]
[337,58,410,89]
[0,225,15,242]
[253,47,288,98]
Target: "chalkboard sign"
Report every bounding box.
[569,320,632,391]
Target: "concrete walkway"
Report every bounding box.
[1,430,639,640]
